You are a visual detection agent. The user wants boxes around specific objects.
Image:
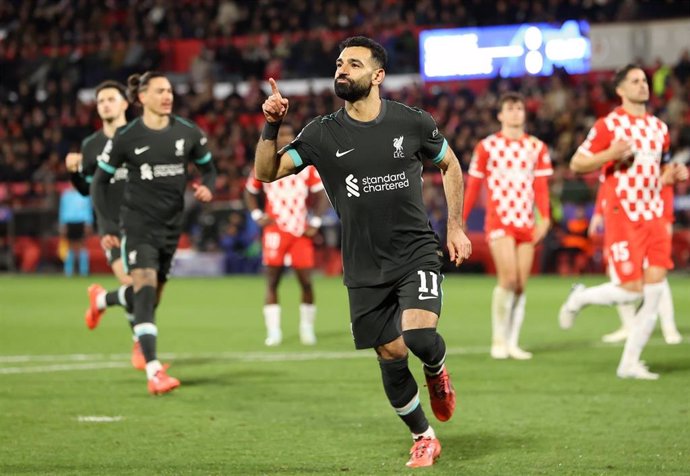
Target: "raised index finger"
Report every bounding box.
[268,78,281,97]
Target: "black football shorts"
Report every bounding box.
[347,264,444,349]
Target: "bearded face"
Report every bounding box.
[334,75,373,103]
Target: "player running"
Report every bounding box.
[254,37,472,468]
[64,80,145,369]
[91,71,216,394]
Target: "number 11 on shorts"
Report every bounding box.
[418,270,439,297]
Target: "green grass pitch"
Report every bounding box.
[1,274,688,475]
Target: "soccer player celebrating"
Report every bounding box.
[254,36,472,468]
[64,81,145,369]
[463,92,552,360]
[91,71,216,394]
[245,123,330,347]
[559,64,688,379]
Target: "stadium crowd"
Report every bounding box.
[1,0,690,272]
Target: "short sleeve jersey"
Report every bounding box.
[98,115,211,230]
[80,130,127,224]
[246,166,324,237]
[282,99,448,287]
[469,133,552,229]
[578,107,670,222]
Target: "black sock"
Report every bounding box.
[402,328,446,375]
[133,286,157,362]
[123,285,134,313]
[379,356,429,434]
[138,333,157,362]
[105,290,120,307]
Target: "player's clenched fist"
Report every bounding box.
[65,152,83,172]
[262,78,289,123]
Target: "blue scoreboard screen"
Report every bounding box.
[419,20,591,81]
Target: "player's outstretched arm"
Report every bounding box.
[255,78,297,182]
[436,147,472,267]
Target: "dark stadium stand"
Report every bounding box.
[1,0,689,273]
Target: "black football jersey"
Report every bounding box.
[282,100,448,287]
[70,130,127,224]
[97,115,211,230]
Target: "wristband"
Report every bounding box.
[308,216,323,228]
[250,209,265,222]
[261,121,281,140]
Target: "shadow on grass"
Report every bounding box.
[646,359,690,375]
[441,431,534,462]
[179,368,285,388]
[527,339,599,354]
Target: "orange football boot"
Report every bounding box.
[406,437,441,468]
[131,341,146,371]
[425,367,456,422]
[147,368,180,395]
[84,284,106,330]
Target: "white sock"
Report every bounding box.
[412,425,436,440]
[657,279,677,334]
[118,286,129,307]
[616,303,637,331]
[96,291,107,310]
[571,282,641,309]
[618,282,664,370]
[145,360,163,380]
[508,293,526,349]
[492,286,514,347]
[263,304,281,335]
[299,303,316,328]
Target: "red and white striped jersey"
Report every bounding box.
[579,107,670,222]
[246,167,324,236]
[468,132,552,229]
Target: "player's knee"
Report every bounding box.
[499,277,519,292]
[402,328,445,364]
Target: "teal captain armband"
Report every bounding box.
[432,139,449,164]
[286,148,303,167]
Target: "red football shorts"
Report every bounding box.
[486,225,534,245]
[262,226,314,269]
[604,210,672,284]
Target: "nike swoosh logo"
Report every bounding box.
[418,294,438,301]
[134,146,150,155]
[335,148,354,158]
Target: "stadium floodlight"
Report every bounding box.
[419,20,591,81]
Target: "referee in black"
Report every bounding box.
[254,37,471,468]
[91,71,216,395]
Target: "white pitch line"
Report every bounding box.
[0,347,488,375]
[0,361,130,375]
[0,339,683,375]
[77,416,123,423]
